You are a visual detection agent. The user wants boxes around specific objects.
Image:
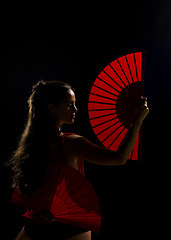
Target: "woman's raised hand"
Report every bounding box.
[135,96,149,124]
[40,209,55,224]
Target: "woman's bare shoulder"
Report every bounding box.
[64,133,84,140]
[63,134,84,147]
[62,134,85,160]
[63,133,119,166]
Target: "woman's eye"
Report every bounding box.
[68,102,75,107]
[66,102,76,109]
[66,103,72,108]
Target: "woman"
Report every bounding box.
[10,80,149,240]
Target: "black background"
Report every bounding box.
[1,1,170,239]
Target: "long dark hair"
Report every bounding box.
[9,80,73,196]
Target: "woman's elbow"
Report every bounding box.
[103,156,127,166]
[119,158,127,165]
[99,150,128,166]
[114,153,128,166]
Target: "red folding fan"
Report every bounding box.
[88,52,145,160]
[11,163,101,233]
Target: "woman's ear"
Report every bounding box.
[48,104,57,114]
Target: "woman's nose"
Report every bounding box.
[74,105,78,112]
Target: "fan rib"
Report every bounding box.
[96,120,120,136]
[125,55,134,83]
[89,112,117,120]
[92,116,118,128]
[90,92,117,101]
[97,76,120,94]
[141,52,145,81]
[101,124,122,143]
[102,70,123,90]
[109,63,127,88]
[89,101,116,106]
[117,59,131,85]
[108,127,126,149]
[133,53,138,82]
[136,52,142,82]
[93,84,118,98]
[88,108,116,112]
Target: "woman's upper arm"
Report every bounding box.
[72,136,124,166]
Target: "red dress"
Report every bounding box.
[11,133,101,234]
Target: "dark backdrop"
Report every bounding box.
[1,1,170,239]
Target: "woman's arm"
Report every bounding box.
[72,97,149,166]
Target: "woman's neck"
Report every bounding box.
[48,123,63,141]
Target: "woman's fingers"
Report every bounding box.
[40,209,55,223]
[136,96,149,122]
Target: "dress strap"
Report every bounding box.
[61,133,65,144]
[78,158,85,176]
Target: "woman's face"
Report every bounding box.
[50,89,78,126]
